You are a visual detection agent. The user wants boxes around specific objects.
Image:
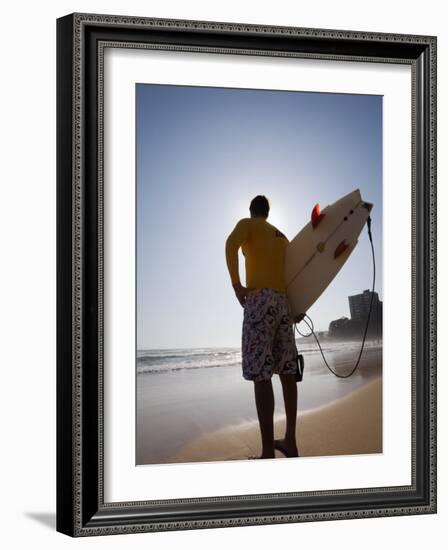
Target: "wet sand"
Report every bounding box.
[171,377,382,463]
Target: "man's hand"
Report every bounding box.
[232,282,250,307]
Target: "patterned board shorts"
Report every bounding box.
[242,288,298,382]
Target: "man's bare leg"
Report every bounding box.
[276,373,299,457]
[253,379,275,458]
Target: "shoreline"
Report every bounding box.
[136,345,382,465]
[168,377,382,464]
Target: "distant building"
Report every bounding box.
[349,290,382,322]
[328,290,383,340]
[328,317,352,338]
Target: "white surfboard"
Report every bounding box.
[285,189,373,321]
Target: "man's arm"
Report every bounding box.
[225,219,250,306]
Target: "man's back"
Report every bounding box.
[225,217,288,292]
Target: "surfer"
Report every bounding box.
[225,196,300,459]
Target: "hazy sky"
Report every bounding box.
[136,84,382,349]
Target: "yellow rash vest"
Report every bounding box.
[225,217,289,293]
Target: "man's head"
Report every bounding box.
[249,195,270,219]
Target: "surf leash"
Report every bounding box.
[293,216,376,379]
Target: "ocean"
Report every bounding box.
[136,339,381,376]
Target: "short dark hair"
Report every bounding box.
[249,195,270,218]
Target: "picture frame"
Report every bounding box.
[56,12,437,537]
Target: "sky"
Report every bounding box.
[136,84,382,350]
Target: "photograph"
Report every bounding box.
[2,0,444,545]
[56,12,436,535]
[135,83,383,465]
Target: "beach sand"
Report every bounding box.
[136,345,382,464]
[169,377,382,464]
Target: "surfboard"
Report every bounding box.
[285,189,373,321]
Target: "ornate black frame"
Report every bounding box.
[56,13,437,537]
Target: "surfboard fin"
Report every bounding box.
[334,239,350,259]
[311,204,325,228]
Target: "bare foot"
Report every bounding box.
[248,453,275,460]
[274,438,299,457]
